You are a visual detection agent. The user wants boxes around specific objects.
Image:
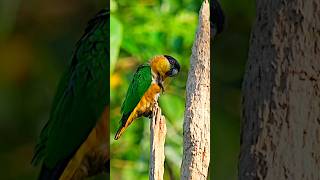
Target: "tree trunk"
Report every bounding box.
[149,103,166,180]
[181,0,210,179]
[240,0,320,179]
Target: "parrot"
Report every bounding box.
[31,9,110,180]
[114,55,180,140]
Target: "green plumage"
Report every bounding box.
[32,9,109,175]
[120,65,152,123]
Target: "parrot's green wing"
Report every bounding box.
[120,65,152,122]
[32,9,109,175]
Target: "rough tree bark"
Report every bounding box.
[240,0,320,179]
[181,0,210,179]
[149,103,166,180]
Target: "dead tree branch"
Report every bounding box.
[149,103,167,180]
[181,0,210,179]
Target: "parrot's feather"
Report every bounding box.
[115,55,180,139]
[114,65,153,139]
[32,9,109,179]
[120,65,152,123]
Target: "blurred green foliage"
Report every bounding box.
[110,0,199,179]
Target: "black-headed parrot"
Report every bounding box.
[31,9,110,180]
[114,55,180,140]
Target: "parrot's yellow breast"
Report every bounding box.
[136,82,161,114]
[114,82,161,140]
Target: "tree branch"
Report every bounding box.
[149,102,167,180]
[181,0,210,179]
[239,0,320,179]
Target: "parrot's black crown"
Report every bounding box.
[164,55,180,77]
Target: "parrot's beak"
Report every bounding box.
[167,64,180,77]
[170,68,179,77]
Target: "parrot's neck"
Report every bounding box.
[151,69,165,93]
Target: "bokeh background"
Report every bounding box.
[0,0,107,179]
[0,0,254,179]
[211,0,254,179]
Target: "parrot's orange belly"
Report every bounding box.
[114,82,161,140]
[124,82,161,126]
[59,107,109,180]
[136,83,161,116]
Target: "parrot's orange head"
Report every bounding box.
[150,55,180,79]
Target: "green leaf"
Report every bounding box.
[159,94,184,123]
[110,15,123,74]
[110,0,118,12]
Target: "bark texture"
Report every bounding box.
[240,0,320,179]
[149,103,166,180]
[181,0,210,179]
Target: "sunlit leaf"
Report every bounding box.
[110,0,118,12]
[110,15,123,74]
